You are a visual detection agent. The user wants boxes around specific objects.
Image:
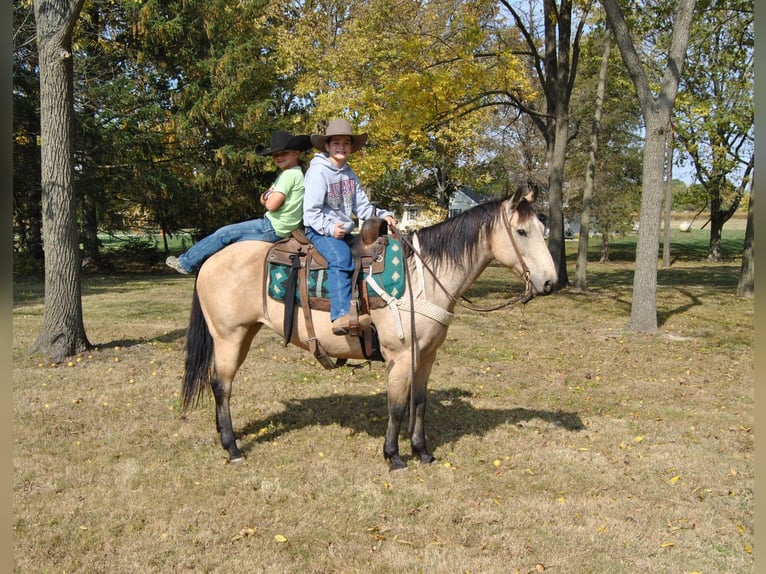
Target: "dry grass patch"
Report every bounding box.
[13,256,752,573]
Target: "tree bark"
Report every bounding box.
[547,110,570,288]
[603,0,696,333]
[662,130,674,268]
[737,180,754,298]
[31,0,90,362]
[629,116,667,333]
[575,27,611,290]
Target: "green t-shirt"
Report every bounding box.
[265,166,305,238]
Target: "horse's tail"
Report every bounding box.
[181,284,214,411]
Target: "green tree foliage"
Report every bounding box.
[14,1,44,270]
[14,0,755,278]
[122,0,288,235]
[567,21,643,248]
[673,0,753,261]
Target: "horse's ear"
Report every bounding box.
[510,184,526,209]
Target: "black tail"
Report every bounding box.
[181,285,214,411]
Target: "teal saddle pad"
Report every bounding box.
[267,238,406,305]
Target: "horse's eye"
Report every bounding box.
[517,229,528,237]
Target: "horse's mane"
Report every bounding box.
[403,197,537,272]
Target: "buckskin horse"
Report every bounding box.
[180,191,557,471]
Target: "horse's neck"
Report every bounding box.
[409,249,493,310]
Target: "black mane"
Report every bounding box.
[402,198,536,272]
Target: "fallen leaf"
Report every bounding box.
[669,475,681,485]
[274,534,288,543]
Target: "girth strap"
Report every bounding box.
[282,251,303,345]
[298,249,338,370]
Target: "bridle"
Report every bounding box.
[397,200,535,313]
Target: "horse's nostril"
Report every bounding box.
[543,280,553,294]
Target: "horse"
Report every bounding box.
[180,193,557,471]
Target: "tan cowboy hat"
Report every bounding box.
[310,118,368,153]
[256,131,312,155]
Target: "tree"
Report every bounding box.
[736,183,753,298]
[497,0,594,289]
[280,0,516,208]
[566,16,642,266]
[673,0,753,262]
[31,0,90,361]
[574,23,611,290]
[602,0,696,333]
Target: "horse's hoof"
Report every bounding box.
[388,457,408,472]
[420,453,436,464]
[228,455,246,464]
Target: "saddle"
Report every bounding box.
[265,218,395,369]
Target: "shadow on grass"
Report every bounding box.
[236,387,584,461]
[96,328,188,349]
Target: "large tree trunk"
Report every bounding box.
[737,182,753,298]
[547,113,570,288]
[628,116,667,333]
[31,0,90,362]
[603,0,696,333]
[575,28,611,290]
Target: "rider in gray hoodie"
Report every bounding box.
[303,118,396,335]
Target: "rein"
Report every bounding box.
[399,203,535,314]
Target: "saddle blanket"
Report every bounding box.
[267,238,405,306]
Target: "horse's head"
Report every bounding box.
[491,197,557,296]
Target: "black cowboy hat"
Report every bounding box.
[256,131,313,155]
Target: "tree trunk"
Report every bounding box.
[737,182,753,298]
[603,0,696,333]
[575,28,611,290]
[547,112,570,288]
[31,0,90,362]
[81,189,102,268]
[662,130,674,268]
[628,116,667,333]
[599,229,610,263]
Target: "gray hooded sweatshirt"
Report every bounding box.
[303,153,393,236]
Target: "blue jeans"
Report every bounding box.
[305,227,356,321]
[178,218,281,273]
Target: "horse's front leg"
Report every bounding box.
[383,359,409,471]
[383,353,437,470]
[210,374,244,462]
[410,353,436,464]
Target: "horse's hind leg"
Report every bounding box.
[212,326,260,462]
[211,372,242,461]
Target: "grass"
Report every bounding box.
[13,228,753,573]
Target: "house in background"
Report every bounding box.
[399,203,425,230]
[448,186,488,217]
[397,186,492,230]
